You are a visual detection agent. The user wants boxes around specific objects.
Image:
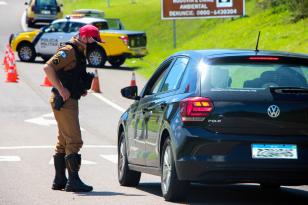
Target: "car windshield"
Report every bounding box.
[36,0,57,6]
[206,63,308,89]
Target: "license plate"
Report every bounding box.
[41,10,51,14]
[252,144,298,159]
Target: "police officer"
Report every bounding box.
[43,25,103,192]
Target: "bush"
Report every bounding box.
[256,0,308,21]
[284,0,308,21]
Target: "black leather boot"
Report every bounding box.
[52,153,67,190]
[65,153,93,192]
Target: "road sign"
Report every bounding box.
[162,0,245,20]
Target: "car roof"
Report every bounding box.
[53,17,107,24]
[173,49,308,60]
[73,9,104,14]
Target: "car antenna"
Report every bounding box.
[255,31,261,54]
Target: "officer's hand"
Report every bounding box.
[59,87,70,101]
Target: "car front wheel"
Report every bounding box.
[108,56,126,68]
[118,131,141,186]
[161,138,190,202]
[86,46,106,67]
[17,42,36,62]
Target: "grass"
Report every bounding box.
[60,0,308,78]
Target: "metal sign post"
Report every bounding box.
[173,20,176,48]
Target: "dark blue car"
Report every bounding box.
[117,49,308,201]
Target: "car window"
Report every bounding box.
[69,22,86,32]
[45,22,68,33]
[150,69,168,95]
[36,0,57,6]
[92,22,108,30]
[207,63,308,89]
[160,57,189,93]
[144,59,174,96]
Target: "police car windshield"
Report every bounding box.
[36,0,57,6]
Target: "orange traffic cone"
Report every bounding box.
[91,69,101,93]
[41,75,52,87]
[3,51,9,72]
[5,60,18,83]
[130,72,136,86]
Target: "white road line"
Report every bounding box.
[21,11,27,32]
[92,93,125,113]
[0,1,7,5]
[100,154,118,164]
[0,156,21,162]
[0,145,116,150]
[49,158,96,165]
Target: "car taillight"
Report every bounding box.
[180,97,213,122]
[119,36,129,46]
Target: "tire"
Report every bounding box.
[118,132,141,187]
[161,138,189,202]
[17,42,36,62]
[41,55,51,62]
[86,46,106,67]
[108,56,126,68]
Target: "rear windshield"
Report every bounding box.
[36,0,57,6]
[207,63,308,90]
[92,22,108,30]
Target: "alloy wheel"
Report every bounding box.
[119,137,126,179]
[88,51,102,67]
[162,145,172,195]
[20,46,33,61]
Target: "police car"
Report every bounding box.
[10,16,148,67]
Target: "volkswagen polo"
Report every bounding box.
[117,49,308,201]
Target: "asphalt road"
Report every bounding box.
[1,1,308,205]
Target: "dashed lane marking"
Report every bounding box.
[0,156,21,162]
[0,145,116,150]
[25,113,85,131]
[100,154,118,164]
[21,11,27,32]
[49,158,97,165]
[92,93,125,113]
[0,1,7,5]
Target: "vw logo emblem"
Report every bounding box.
[267,105,280,118]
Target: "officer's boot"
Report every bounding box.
[65,153,93,192]
[52,153,67,190]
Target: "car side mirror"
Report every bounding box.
[121,86,140,100]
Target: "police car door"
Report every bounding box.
[35,21,69,55]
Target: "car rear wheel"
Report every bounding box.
[108,56,126,68]
[41,55,51,62]
[118,132,141,186]
[161,138,189,202]
[86,46,106,67]
[17,42,36,62]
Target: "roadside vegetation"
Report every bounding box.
[61,0,308,78]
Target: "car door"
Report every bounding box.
[35,21,69,55]
[145,57,190,167]
[130,59,175,166]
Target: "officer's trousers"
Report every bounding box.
[50,95,83,155]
